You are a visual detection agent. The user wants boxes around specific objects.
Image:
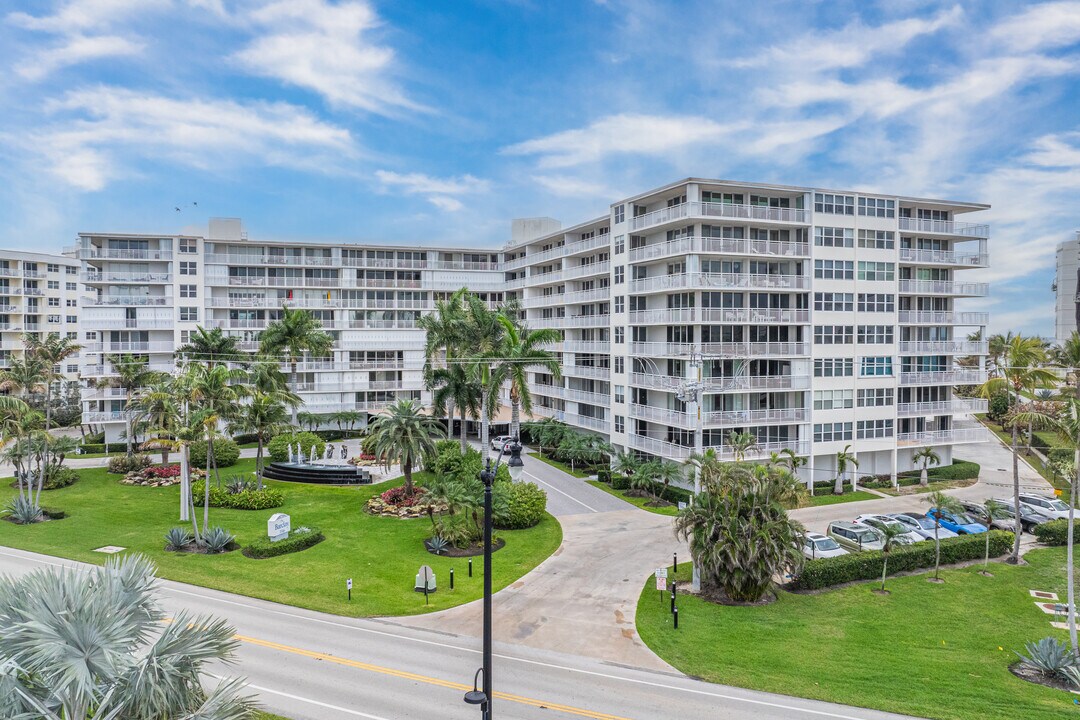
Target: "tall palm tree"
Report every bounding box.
[187,364,249,529]
[877,522,908,593]
[0,397,34,505]
[913,447,941,487]
[258,306,333,423]
[97,354,164,457]
[419,288,467,436]
[0,553,255,720]
[492,314,562,441]
[248,359,293,395]
[367,399,444,496]
[687,447,724,493]
[0,354,48,500]
[979,335,1057,562]
[652,459,684,502]
[25,334,82,463]
[460,293,507,456]
[726,430,757,462]
[1054,331,1080,391]
[834,444,858,495]
[924,490,964,581]
[230,390,292,488]
[176,325,243,366]
[134,378,180,465]
[430,364,479,453]
[987,331,1016,378]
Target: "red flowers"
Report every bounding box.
[380,485,427,507]
[144,464,182,479]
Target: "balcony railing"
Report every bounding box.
[0,268,18,277]
[85,318,175,330]
[502,234,610,270]
[82,273,173,283]
[629,272,808,294]
[629,372,684,391]
[703,407,809,426]
[701,374,812,392]
[626,235,810,262]
[898,340,988,354]
[562,260,610,281]
[521,287,610,307]
[628,434,693,460]
[563,412,609,432]
[82,411,129,423]
[629,403,694,429]
[898,311,989,325]
[898,279,989,297]
[86,296,170,306]
[898,248,989,266]
[628,308,810,324]
[709,440,810,460]
[83,341,175,353]
[899,369,988,386]
[629,202,808,232]
[897,398,988,417]
[562,365,611,380]
[78,249,173,260]
[897,427,993,446]
[898,217,989,237]
[534,314,610,329]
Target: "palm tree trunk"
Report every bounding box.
[1011,422,1021,562]
[459,405,468,454]
[511,398,520,441]
[833,470,843,495]
[126,390,134,457]
[920,466,928,487]
[1069,443,1078,656]
[39,380,51,507]
[210,436,221,487]
[403,458,413,496]
[445,399,455,440]
[480,381,489,457]
[984,529,991,569]
[256,436,265,490]
[203,445,211,534]
[881,556,888,592]
[934,525,942,579]
[180,443,190,523]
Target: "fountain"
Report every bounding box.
[262,438,373,485]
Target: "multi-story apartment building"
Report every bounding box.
[505,179,992,483]
[1054,232,1080,345]
[73,178,993,484]
[0,250,82,378]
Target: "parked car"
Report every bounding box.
[802,532,849,560]
[827,520,885,552]
[992,498,1055,532]
[959,501,1016,532]
[854,514,923,544]
[1018,493,1073,521]
[927,508,987,534]
[889,512,959,541]
[490,435,513,453]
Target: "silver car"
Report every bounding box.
[1018,494,1073,521]
[802,532,849,560]
[855,514,923,544]
[889,512,959,540]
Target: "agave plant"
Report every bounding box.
[427,536,450,555]
[164,527,193,551]
[2,496,43,525]
[0,553,256,719]
[203,526,236,554]
[1015,636,1079,681]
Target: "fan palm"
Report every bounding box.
[176,325,243,366]
[367,399,445,496]
[258,306,333,424]
[0,553,255,719]
[834,444,859,495]
[924,490,964,581]
[492,314,561,441]
[913,447,941,487]
[979,334,1057,562]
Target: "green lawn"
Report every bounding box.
[586,480,679,515]
[637,549,1078,720]
[530,453,593,478]
[0,459,562,618]
[976,415,1066,490]
[806,490,881,506]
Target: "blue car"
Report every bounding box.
[927,508,987,535]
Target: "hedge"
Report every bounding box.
[1033,519,1070,546]
[243,526,324,559]
[190,481,284,510]
[267,432,326,463]
[231,433,259,445]
[897,460,981,482]
[42,466,80,490]
[611,473,630,490]
[190,439,240,469]
[792,530,1014,590]
[494,481,546,529]
[108,454,152,474]
[78,443,128,455]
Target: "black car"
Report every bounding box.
[964,500,1044,534]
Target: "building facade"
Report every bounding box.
[0,250,82,379]
[73,178,993,482]
[1054,232,1080,345]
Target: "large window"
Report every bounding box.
[814,422,853,442]
[857,419,894,439]
[814,227,853,248]
[814,358,853,377]
[857,293,894,312]
[857,388,894,407]
[814,259,854,280]
[858,197,895,218]
[857,325,893,344]
[814,325,853,344]
[179,261,198,275]
[814,193,854,215]
[857,261,894,281]
[860,356,893,376]
[613,205,625,224]
[814,389,853,410]
[814,292,853,311]
[858,229,895,249]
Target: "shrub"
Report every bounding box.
[596,468,612,483]
[79,443,127,455]
[988,390,1013,421]
[1047,448,1073,464]
[426,536,450,555]
[793,531,1013,590]
[243,526,325,559]
[230,433,259,445]
[611,473,630,490]
[1033,519,1069,546]
[312,430,345,441]
[267,432,326,463]
[494,481,547,529]
[190,480,284,510]
[190,439,240,469]
[42,465,80,490]
[164,527,193,551]
[107,454,151,474]
[1016,637,1079,682]
[426,441,509,485]
[40,507,67,520]
[203,526,235,554]
[83,431,105,444]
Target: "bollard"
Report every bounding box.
[468,557,473,577]
[674,606,679,630]
[673,552,678,574]
[670,590,675,614]
[450,568,455,590]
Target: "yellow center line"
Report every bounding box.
[233,633,635,720]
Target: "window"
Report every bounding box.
[814,325,853,344]
[66,266,77,275]
[180,284,197,298]
[613,205,625,224]
[814,259,854,279]
[814,193,854,215]
[614,235,625,254]
[857,388,894,407]
[179,306,198,322]
[814,389,853,410]
[857,261,894,281]
[66,364,78,373]
[180,330,191,344]
[814,422,852,442]
[47,263,59,273]
[860,356,893,376]
[614,416,625,433]
[614,295,624,313]
[180,261,198,275]
[47,280,59,290]
[614,356,624,374]
[857,293,894,312]
[66,299,77,307]
[614,385,625,403]
[614,266,624,284]
[814,227,853,248]
[48,297,59,307]
[179,238,197,254]
[858,229,895,249]
[614,327,624,344]
[857,325,893,344]
[857,419,894,439]
[858,197,895,218]
[47,314,60,323]
[66,315,77,323]
[813,292,853,311]
[814,358,853,377]
[65,282,77,290]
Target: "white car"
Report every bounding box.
[855,514,923,544]
[801,532,849,560]
[490,435,513,453]
[889,512,959,541]
[1018,494,1073,521]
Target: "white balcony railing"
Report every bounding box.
[898,311,989,325]
[561,340,611,353]
[629,403,694,429]
[898,340,988,354]
[628,308,810,324]
[897,399,988,417]
[562,365,611,380]
[702,407,809,426]
[85,296,170,306]
[81,272,173,283]
[84,318,175,330]
[898,279,989,297]
[701,374,812,392]
[629,272,808,294]
[521,287,610,308]
[562,260,611,281]
[897,427,993,446]
[627,434,693,460]
[708,440,810,460]
[899,248,989,267]
[629,202,808,232]
[898,217,989,237]
[78,249,174,260]
[629,372,684,391]
[899,369,988,386]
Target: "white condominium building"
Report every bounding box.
[73,178,993,481]
[1054,232,1080,345]
[0,250,82,379]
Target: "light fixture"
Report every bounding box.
[463,668,487,706]
[507,438,525,481]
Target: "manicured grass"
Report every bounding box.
[877,478,978,497]
[806,490,881,506]
[638,549,1078,720]
[530,453,592,479]
[586,480,679,516]
[0,459,562,618]
[976,415,1065,490]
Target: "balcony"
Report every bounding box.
[562,340,611,353]
[562,365,611,380]
[898,311,989,325]
[899,369,988,386]
[563,412,609,432]
[629,372,684,391]
[85,318,175,330]
[701,374,812,392]
[898,217,989,238]
[522,288,609,308]
[897,398,988,417]
[629,272,808,294]
[23,288,44,297]
[897,426,993,446]
[82,272,172,284]
[0,323,22,331]
[898,279,989,297]
[628,434,693,460]
[534,314,610,329]
[502,234,610,270]
[699,341,810,357]
[898,340,988,354]
[83,341,175,353]
[708,440,810,460]
[628,308,810,325]
[562,260,610,281]
[629,404,695,429]
[82,411,129,423]
[703,407,809,426]
[629,202,808,232]
[349,360,406,370]
[699,236,810,258]
[628,341,694,357]
[0,268,18,277]
[86,295,170,306]
[78,248,173,260]
[899,248,989,267]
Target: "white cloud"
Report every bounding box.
[15,34,143,80]
[531,174,620,198]
[32,87,356,191]
[427,196,463,212]
[6,0,168,33]
[233,0,420,115]
[990,1,1080,52]
[374,170,488,212]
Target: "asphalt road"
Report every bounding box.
[0,546,919,720]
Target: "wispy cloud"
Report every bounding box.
[374,169,489,211]
[15,34,143,80]
[988,1,1080,52]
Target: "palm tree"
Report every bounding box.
[176,325,243,366]
[135,378,180,465]
[630,460,660,501]
[329,409,363,437]
[652,460,684,502]
[258,306,334,423]
[726,430,757,461]
[0,396,35,505]
[687,447,725,493]
[187,364,249,530]
[979,498,1009,573]
[987,331,1015,378]
[924,490,964,581]
[1054,331,1080,391]
[248,359,293,395]
[979,335,1057,562]
[525,418,566,459]
[25,334,82,467]
[296,411,321,431]
[913,447,941,487]
[876,523,908,593]
[430,364,479,453]
[367,399,445,496]
[492,314,562,441]
[0,354,48,500]
[834,444,859,495]
[460,293,507,457]
[0,553,255,719]
[612,450,641,486]
[230,390,292,488]
[97,354,164,457]
[419,289,467,437]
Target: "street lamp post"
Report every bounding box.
[466,437,524,719]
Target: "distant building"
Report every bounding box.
[1054,232,1080,344]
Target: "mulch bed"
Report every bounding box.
[2,508,67,524]
[425,537,505,557]
[681,581,778,607]
[1009,662,1077,693]
[165,541,240,555]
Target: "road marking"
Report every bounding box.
[234,633,633,720]
[524,471,599,513]
[0,547,886,719]
[209,675,392,720]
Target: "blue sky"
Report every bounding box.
[1,0,1079,335]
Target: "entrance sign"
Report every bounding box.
[267,513,290,542]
